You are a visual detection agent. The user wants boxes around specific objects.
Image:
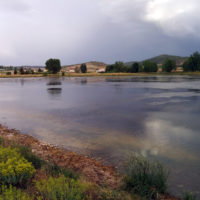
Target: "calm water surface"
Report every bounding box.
[0,76,199,197]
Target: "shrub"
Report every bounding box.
[6,72,11,75]
[0,137,4,146]
[182,192,196,200]
[97,189,127,200]
[0,185,34,200]
[0,146,35,186]
[35,176,87,200]
[123,154,168,199]
[15,145,44,169]
[45,162,79,180]
[62,71,65,76]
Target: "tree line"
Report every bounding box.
[106,60,174,73]
[106,51,200,73]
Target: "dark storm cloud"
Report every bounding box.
[0,0,199,65]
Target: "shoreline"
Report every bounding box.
[0,124,179,200]
[0,124,121,189]
[0,72,200,78]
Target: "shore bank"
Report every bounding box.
[0,124,179,200]
[0,72,200,78]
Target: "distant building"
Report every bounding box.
[96,68,105,73]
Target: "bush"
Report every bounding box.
[123,154,168,199]
[97,189,127,200]
[6,72,11,75]
[15,145,44,169]
[62,71,65,76]
[35,176,87,200]
[45,162,79,180]
[182,192,196,200]
[0,146,35,186]
[0,185,33,200]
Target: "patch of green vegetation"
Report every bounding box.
[14,145,44,170]
[0,185,34,200]
[0,146,35,186]
[44,162,79,180]
[182,192,196,200]
[35,176,87,200]
[123,154,168,199]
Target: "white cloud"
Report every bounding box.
[145,0,200,37]
[99,0,200,37]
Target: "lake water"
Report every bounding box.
[0,76,199,197]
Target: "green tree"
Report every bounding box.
[162,59,176,72]
[131,62,139,73]
[143,61,158,72]
[45,59,61,74]
[183,52,200,72]
[106,61,128,73]
[80,63,87,73]
[38,68,43,73]
[14,68,17,75]
[19,67,25,74]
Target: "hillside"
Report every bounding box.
[62,61,107,72]
[126,55,188,66]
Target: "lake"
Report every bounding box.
[0,76,199,197]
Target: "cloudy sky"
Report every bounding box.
[0,0,200,65]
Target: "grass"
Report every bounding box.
[123,154,168,199]
[44,162,79,180]
[182,192,196,200]
[1,71,200,78]
[35,176,87,200]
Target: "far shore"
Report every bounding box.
[0,72,200,78]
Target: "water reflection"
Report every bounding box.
[47,88,62,97]
[0,76,199,197]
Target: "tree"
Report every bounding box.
[45,59,61,74]
[131,62,139,73]
[19,67,24,74]
[106,61,128,73]
[38,68,43,73]
[80,63,87,73]
[14,68,17,75]
[162,59,176,72]
[183,52,200,72]
[143,61,158,72]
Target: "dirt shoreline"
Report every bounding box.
[0,124,179,200]
[0,124,121,189]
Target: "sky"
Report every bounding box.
[0,0,200,66]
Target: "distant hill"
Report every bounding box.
[62,61,107,72]
[125,55,188,66]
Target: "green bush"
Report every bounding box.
[0,185,34,200]
[123,154,168,199]
[97,189,127,200]
[35,176,87,200]
[15,145,44,169]
[6,72,11,75]
[0,146,35,186]
[182,192,196,200]
[44,162,79,180]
